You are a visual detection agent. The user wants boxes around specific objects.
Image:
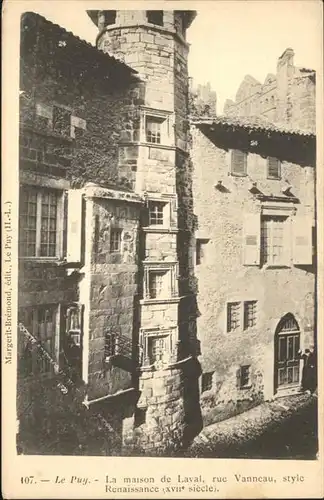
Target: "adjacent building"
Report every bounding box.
[224,48,316,133]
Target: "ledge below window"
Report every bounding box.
[140,297,181,305]
[19,257,83,269]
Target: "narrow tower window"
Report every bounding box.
[105,11,116,26]
[146,10,164,26]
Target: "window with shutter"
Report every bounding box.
[67,190,84,264]
[242,213,261,266]
[292,215,313,266]
[19,187,63,258]
[231,150,247,176]
[267,157,281,179]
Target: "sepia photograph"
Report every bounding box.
[2,0,323,498]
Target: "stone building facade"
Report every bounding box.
[17,11,316,454]
[223,48,316,133]
[17,10,201,455]
[190,116,316,425]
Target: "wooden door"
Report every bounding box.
[275,314,300,391]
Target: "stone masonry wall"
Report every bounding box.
[86,198,141,400]
[191,126,315,424]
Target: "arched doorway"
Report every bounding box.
[274,314,301,393]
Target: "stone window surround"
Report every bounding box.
[19,184,65,262]
[260,203,297,269]
[225,299,258,334]
[139,325,178,368]
[142,261,179,303]
[65,303,83,347]
[140,107,175,147]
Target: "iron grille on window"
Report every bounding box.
[53,106,71,136]
[244,301,257,329]
[148,271,166,299]
[227,302,240,332]
[231,150,247,176]
[19,187,59,257]
[149,201,164,225]
[110,229,122,253]
[267,157,281,179]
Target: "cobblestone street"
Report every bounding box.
[183,393,318,459]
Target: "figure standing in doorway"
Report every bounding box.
[298,346,317,394]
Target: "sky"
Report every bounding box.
[16,0,322,113]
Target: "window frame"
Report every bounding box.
[143,262,178,302]
[195,238,209,265]
[18,304,59,377]
[260,214,288,267]
[243,300,257,330]
[148,200,164,226]
[239,365,251,389]
[140,108,174,147]
[19,186,64,260]
[145,196,175,230]
[35,101,86,139]
[230,149,247,177]
[139,326,177,367]
[227,301,241,333]
[201,371,215,393]
[267,157,281,180]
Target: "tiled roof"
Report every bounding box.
[22,12,138,76]
[191,115,315,138]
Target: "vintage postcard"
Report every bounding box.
[2,0,323,498]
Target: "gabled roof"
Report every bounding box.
[21,12,138,78]
[191,115,315,138]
